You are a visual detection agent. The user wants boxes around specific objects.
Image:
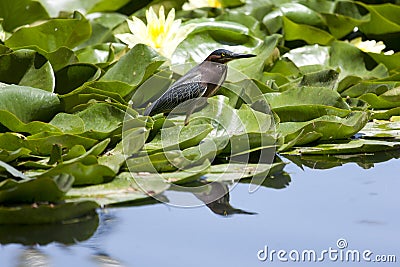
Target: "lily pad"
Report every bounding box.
[204,162,286,182]
[0,148,31,163]
[145,124,213,154]
[5,11,91,53]
[0,160,30,180]
[0,49,55,92]
[66,172,169,206]
[282,16,334,45]
[40,160,115,186]
[0,0,49,31]
[0,132,98,156]
[0,84,60,123]
[279,111,370,146]
[329,41,388,81]
[55,63,102,94]
[0,110,61,135]
[264,86,350,122]
[358,3,400,35]
[321,1,370,39]
[0,174,73,203]
[0,201,98,224]
[284,138,400,155]
[359,93,400,109]
[100,44,165,87]
[358,120,400,139]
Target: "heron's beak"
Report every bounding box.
[231,53,257,59]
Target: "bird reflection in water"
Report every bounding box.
[194,181,257,216]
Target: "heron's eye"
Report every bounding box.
[221,53,225,57]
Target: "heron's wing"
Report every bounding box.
[144,67,208,116]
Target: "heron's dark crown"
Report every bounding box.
[205,49,256,63]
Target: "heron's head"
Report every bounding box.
[205,49,256,64]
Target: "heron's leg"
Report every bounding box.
[184,98,208,126]
[184,106,195,126]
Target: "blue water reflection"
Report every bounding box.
[0,158,399,266]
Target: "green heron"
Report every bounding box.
[144,49,256,125]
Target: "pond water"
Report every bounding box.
[0,156,399,266]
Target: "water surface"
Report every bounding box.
[1,157,399,266]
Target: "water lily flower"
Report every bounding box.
[115,6,194,59]
[350,37,394,55]
[182,0,222,10]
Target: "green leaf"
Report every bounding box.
[359,93,400,109]
[0,201,98,224]
[145,124,213,154]
[63,138,110,164]
[87,80,134,98]
[0,132,98,156]
[49,113,85,134]
[5,11,91,52]
[42,47,78,72]
[0,49,55,92]
[204,162,286,182]
[372,108,400,120]
[100,44,165,87]
[340,81,398,98]
[76,103,124,140]
[59,85,128,112]
[299,69,339,89]
[98,140,126,174]
[358,120,400,139]
[39,141,114,185]
[367,52,400,71]
[0,174,73,203]
[358,3,400,35]
[55,63,102,94]
[283,44,330,68]
[262,3,325,34]
[282,16,334,45]
[66,172,169,206]
[42,161,114,186]
[133,162,210,185]
[0,110,61,134]
[126,150,188,173]
[75,43,125,65]
[78,13,127,47]
[279,111,370,147]
[329,41,388,81]
[51,103,125,139]
[284,139,400,155]
[173,19,264,67]
[218,0,244,8]
[321,1,370,39]
[88,0,131,13]
[216,11,264,38]
[0,84,60,123]
[0,148,31,163]
[264,86,350,122]
[0,160,29,180]
[0,0,49,31]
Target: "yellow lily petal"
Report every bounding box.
[115,5,194,58]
